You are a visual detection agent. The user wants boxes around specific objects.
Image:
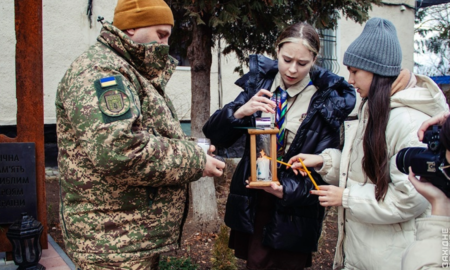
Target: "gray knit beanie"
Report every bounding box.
[343,17,402,77]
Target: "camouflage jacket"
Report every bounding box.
[55,22,206,269]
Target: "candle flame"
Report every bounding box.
[259,149,267,158]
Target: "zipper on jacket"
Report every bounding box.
[59,176,69,238]
[178,186,190,246]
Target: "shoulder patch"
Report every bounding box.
[94,76,132,123]
[99,90,130,116]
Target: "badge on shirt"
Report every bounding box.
[299,113,307,122]
[94,76,132,123]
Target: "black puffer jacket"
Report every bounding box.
[203,55,356,253]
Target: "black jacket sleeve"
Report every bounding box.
[281,129,340,206]
[311,66,356,130]
[203,91,255,148]
[204,54,278,148]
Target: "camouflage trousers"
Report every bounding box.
[75,254,160,270]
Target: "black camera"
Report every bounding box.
[396,125,450,198]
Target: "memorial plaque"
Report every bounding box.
[0,143,37,224]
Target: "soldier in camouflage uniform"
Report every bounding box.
[55,0,225,269]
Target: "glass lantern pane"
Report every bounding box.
[256,133,272,182]
[12,239,23,263]
[25,238,36,262]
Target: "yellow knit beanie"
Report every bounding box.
[113,0,174,30]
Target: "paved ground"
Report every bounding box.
[0,234,75,270]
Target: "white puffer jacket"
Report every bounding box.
[402,215,450,270]
[316,73,449,270]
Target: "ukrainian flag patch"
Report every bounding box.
[99,76,117,87]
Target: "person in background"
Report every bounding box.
[55,0,224,268]
[288,17,449,270]
[402,112,450,270]
[203,22,356,270]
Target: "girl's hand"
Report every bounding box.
[417,111,450,141]
[288,153,324,175]
[234,89,276,119]
[310,185,344,207]
[408,167,450,216]
[245,179,283,199]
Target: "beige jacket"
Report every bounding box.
[317,73,449,270]
[402,215,450,270]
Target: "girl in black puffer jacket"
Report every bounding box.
[203,22,355,270]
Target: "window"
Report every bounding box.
[317,28,339,74]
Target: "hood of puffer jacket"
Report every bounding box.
[391,73,449,117]
[308,65,356,130]
[97,22,178,93]
[235,54,279,97]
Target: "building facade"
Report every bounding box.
[0,0,416,126]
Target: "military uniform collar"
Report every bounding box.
[97,22,178,93]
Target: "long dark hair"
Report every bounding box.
[362,74,397,201]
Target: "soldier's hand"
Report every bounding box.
[207,145,216,155]
[203,155,225,177]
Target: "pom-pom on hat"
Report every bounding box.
[343,17,402,77]
[113,0,174,30]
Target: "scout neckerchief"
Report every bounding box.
[274,86,288,159]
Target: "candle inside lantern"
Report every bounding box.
[257,150,272,181]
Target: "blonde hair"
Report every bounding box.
[276,23,320,59]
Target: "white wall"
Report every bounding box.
[0,0,118,125]
[0,1,17,126]
[0,0,243,125]
[337,2,415,79]
[42,0,117,125]
[166,42,243,121]
[0,1,416,125]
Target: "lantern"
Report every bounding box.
[6,213,45,270]
[248,128,280,187]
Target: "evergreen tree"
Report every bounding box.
[415,3,450,76]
